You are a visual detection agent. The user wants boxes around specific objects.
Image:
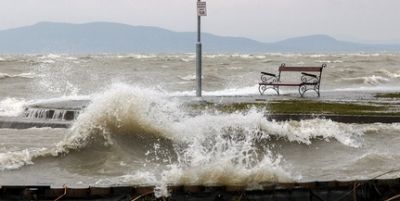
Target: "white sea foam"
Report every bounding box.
[65,56,78,60]
[130,54,157,59]
[0,148,50,171]
[205,54,226,58]
[309,54,326,58]
[0,98,29,117]
[0,149,34,171]
[115,54,158,59]
[263,119,363,147]
[346,53,381,57]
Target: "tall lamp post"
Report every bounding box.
[196,1,206,97]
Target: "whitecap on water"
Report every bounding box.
[39,54,61,59]
[315,60,343,63]
[177,74,197,81]
[0,72,36,79]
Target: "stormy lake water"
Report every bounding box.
[1,53,400,190]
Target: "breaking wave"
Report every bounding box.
[0,84,377,189]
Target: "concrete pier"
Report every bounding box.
[0,116,71,129]
[1,91,400,129]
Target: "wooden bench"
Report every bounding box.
[258,63,327,97]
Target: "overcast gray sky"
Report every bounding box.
[1,0,399,43]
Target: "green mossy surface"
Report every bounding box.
[375,92,400,98]
[188,100,399,116]
[267,100,388,115]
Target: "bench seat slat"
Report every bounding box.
[259,82,318,86]
[259,83,300,86]
[279,67,322,72]
[271,83,301,86]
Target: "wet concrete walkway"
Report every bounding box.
[1,90,400,129]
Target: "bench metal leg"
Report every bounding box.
[299,85,306,97]
[259,85,280,95]
[259,85,266,95]
[299,84,320,97]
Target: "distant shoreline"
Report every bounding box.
[1,22,400,54]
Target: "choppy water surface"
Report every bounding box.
[1,53,400,192]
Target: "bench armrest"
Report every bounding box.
[260,72,278,83]
[301,72,317,78]
[261,72,277,77]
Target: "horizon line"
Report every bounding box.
[1,21,400,46]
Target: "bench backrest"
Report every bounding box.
[278,63,326,72]
[277,63,326,84]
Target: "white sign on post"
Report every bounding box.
[197,1,207,16]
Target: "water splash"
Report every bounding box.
[0,98,28,117]
[0,84,373,192]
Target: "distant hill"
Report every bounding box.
[0,22,399,53]
[269,35,400,52]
